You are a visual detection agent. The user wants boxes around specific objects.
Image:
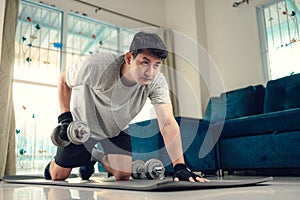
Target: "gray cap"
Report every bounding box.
[129,32,168,59]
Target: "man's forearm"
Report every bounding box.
[160,122,185,166]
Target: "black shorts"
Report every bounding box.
[55,131,132,168]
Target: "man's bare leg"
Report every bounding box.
[100,154,132,181]
[49,160,72,181]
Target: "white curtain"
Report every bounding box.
[0,0,19,178]
[162,29,180,116]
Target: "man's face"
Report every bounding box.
[127,50,162,85]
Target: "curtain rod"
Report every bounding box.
[73,0,160,28]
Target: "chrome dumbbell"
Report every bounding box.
[132,160,147,179]
[132,159,165,180]
[51,121,90,147]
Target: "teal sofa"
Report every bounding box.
[98,73,300,176]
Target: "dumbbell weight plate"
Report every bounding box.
[145,159,165,179]
[50,125,70,147]
[67,121,90,145]
[132,160,146,179]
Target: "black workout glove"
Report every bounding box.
[173,163,201,182]
[58,111,73,141]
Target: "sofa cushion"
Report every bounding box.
[220,131,300,169]
[204,85,265,122]
[217,108,300,139]
[264,73,300,113]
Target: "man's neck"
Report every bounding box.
[120,63,136,87]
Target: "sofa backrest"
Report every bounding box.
[264,73,300,113]
[204,85,265,122]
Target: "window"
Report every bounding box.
[14,0,137,173]
[65,13,120,67]
[257,0,300,80]
[14,0,63,172]
[15,1,63,85]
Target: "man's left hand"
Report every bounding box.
[173,163,210,182]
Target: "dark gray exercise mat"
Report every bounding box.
[3,175,273,191]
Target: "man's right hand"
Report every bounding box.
[57,111,73,141]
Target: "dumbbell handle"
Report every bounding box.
[136,165,162,172]
[152,166,164,176]
[60,123,69,141]
[153,166,164,172]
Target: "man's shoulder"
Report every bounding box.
[152,71,168,85]
[89,52,122,65]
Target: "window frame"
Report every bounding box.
[257,0,300,80]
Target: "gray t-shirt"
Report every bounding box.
[66,52,171,140]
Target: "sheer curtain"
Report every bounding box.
[0,0,19,178]
[162,29,180,116]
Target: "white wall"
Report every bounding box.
[165,0,203,118]
[194,0,212,114]
[203,0,270,92]
[35,0,166,28]
[82,0,166,27]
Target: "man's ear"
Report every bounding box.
[124,52,133,64]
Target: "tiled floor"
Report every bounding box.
[1,175,300,200]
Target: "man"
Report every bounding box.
[44,31,208,182]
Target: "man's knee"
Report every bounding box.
[50,160,72,181]
[113,171,131,181]
[51,171,69,181]
[106,154,132,180]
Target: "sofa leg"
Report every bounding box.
[217,169,224,177]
